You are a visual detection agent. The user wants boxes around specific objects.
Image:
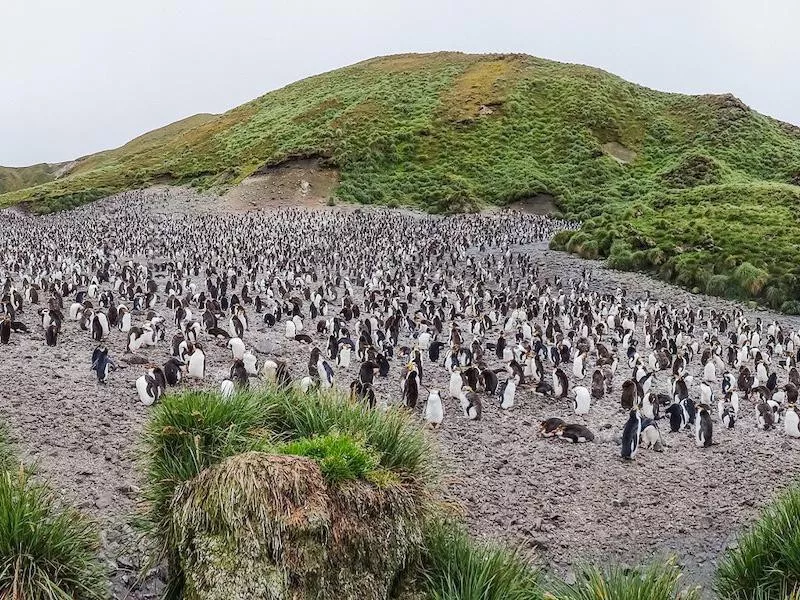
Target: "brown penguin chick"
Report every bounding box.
[539,417,565,438]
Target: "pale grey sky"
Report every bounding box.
[1,0,797,166]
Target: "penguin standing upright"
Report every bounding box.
[163,358,184,386]
[497,378,516,410]
[0,318,10,344]
[402,366,419,409]
[424,389,444,428]
[90,346,116,383]
[696,404,713,447]
[573,386,591,416]
[785,404,800,438]
[188,345,206,379]
[621,409,642,460]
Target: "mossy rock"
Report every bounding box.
[171,452,424,600]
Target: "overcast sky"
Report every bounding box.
[1,0,797,166]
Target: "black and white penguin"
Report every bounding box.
[90,346,116,383]
[401,366,420,409]
[555,423,594,443]
[459,386,482,420]
[553,367,569,399]
[480,368,498,395]
[573,386,591,416]
[163,358,184,386]
[665,401,686,433]
[695,404,713,448]
[621,409,642,460]
[0,318,10,344]
[497,378,516,410]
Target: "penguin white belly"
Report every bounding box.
[501,381,516,410]
[136,376,155,406]
[285,321,296,339]
[785,412,800,438]
[243,352,258,375]
[220,379,235,399]
[337,347,351,368]
[188,352,205,379]
[424,394,444,426]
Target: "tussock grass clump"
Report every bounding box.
[279,432,380,484]
[549,559,699,600]
[421,520,542,600]
[140,387,432,599]
[716,485,800,599]
[0,468,107,600]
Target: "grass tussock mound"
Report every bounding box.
[140,387,432,599]
[0,426,107,600]
[547,559,699,600]
[716,485,800,599]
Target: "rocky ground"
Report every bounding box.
[1,187,799,598]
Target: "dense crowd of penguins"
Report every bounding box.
[1,189,800,462]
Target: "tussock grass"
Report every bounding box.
[548,559,699,600]
[716,485,800,599]
[0,467,107,600]
[421,520,542,600]
[140,386,432,597]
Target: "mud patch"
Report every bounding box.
[505,193,559,215]
[602,142,636,164]
[224,158,339,211]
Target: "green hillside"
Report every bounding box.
[2,52,799,308]
[0,163,62,194]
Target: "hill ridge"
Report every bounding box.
[1,51,799,309]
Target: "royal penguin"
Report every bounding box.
[621,409,642,459]
[756,402,775,430]
[539,417,565,438]
[424,389,444,428]
[784,404,800,438]
[665,401,686,433]
[187,344,206,379]
[695,404,713,447]
[460,386,482,420]
[401,365,419,409]
[573,386,591,416]
[640,420,664,452]
[553,367,569,399]
[497,378,516,410]
[90,346,116,383]
[163,358,184,386]
[555,423,594,443]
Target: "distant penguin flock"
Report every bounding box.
[0,188,799,467]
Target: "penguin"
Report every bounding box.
[555,423,594,443]
[480,368,499,394]
[285,319,297,339]
[163,358,184,386]
[590,369,604,400]
[497,378,516,410]
[665,401,686,433]
[784,404,800,438]
[187,345,206,379]
[136,370,161,406]
[573,386,591,416]
[756,402,775,430]
[401,366,419,409]
[227,337,246,361]
[553,367,569,398]
[695,404,713,448]
[424,389,444,428]
[230,359,249,389]
[220,379,235,399]
[640,420,664,452]
[621,409,642,459]
[90,346,115,384]
[539,417,565,438]
[0,318,10,344]
[337,342,351,368]
[45,323,59,347]
[620,379,637,411]
[460,386,482,420]
[572,351,587,380]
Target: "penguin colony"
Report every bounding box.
[3,188,800,590]
[1,190,798,460]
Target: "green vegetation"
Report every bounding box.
[421,519,542,600]
[0,425,107,599]
[140,387,432,598]
[2,52,798,306]
[549,560,699,600]
[716,485,800,599]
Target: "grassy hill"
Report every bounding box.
[2,52,799,308]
